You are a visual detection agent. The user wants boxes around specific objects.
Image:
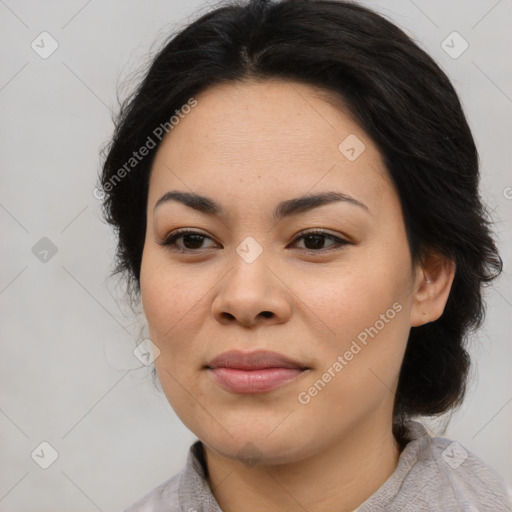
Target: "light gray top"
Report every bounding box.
[121,421,512,511]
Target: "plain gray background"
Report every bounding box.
[1,1,511,511]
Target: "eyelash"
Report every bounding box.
[157,228,350,254]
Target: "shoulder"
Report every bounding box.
[118,440,218,512]
[398,423,512,511]
[420,434,512,510]
[119,471,184,512]
[359,421,512,511]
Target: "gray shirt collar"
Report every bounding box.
[175,421,430,511]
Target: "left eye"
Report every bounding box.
[292,231,349,251]
[157,229,349,253]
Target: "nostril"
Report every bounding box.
[260,311,273,318]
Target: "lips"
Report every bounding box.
[207,350,307,370]
[206,350,309,394]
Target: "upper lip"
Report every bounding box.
[206,350,308,370]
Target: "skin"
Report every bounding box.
[139,79,456,512]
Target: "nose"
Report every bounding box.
[212,253,292,327]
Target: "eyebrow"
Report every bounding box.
[153,190,370,220]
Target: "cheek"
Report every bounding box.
[140,255,208,420]
[292,255,411,380]
[291,262,399,337]
[140,252,208,352]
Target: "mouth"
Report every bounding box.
[205,350,310,394]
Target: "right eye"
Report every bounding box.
[157,229,219,253]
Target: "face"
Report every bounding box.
[140,79,426,465]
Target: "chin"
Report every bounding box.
[193,421,319,467]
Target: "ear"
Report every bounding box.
[410,250,456,327]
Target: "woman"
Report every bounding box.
[99,0,512,510]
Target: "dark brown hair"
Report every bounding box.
[98,0,503,445]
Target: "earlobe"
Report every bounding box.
[409,253,456,327]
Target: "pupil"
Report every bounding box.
[305,234,324,250]
[183,234,204,249]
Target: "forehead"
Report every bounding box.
[148,79,394,215]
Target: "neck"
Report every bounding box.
[203,416,402,512]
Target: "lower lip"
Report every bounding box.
[209,367,304,394]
